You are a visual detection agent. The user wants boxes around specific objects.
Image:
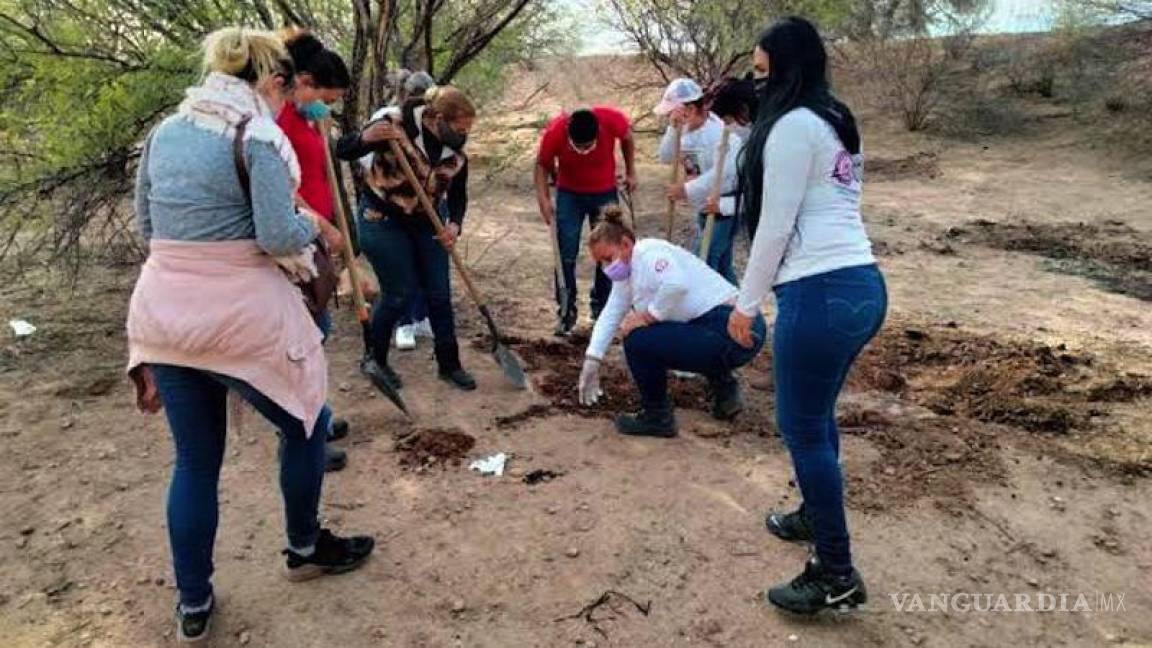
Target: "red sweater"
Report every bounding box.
[277,104,333,221]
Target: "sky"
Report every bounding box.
[560,0,1061,55]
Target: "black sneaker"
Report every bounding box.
[283,529,375,582]
[766,557,867,615]
[439,368,477,391]
[553,318,575,338]
[765,504,813,543]
[175,595,214,643]
[324,445,347,473]
[329,418,350,442]
[615,408,678,438]
[711,381,744,421]
[361,357,403,390]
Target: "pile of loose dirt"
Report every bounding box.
[395,427,476,470]
[489,336,712,426]
[837,406,1006,512]
[867,152,941,181]
[948,219,1152,301]
[850,324,1152,439]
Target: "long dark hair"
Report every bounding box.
[737,16,860,237]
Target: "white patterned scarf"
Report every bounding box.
[176,71,302,187]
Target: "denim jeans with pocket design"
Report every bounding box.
[771,263,887,575]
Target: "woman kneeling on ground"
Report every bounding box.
[127,27,374,643]
[727,16,887,614]
[576,206,766,437]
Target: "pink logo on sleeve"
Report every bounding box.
[832,150,857,186]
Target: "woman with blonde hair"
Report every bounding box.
[336,84,479,391]
[128,26,374,643]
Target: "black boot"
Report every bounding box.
[710,376,744,421]
[435,340,476,391]
[439,367,477,391]
[361,356,403,390]
[765,504,813,543]
[328,418,350,441]
[615,405,677,438]
[323,445,347,473]
[766,557,868,614]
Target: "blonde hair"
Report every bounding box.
[589,204,634,247]
[202,26,292,83]
[424,85,477,122]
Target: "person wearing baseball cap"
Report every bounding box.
[535,105,638,337]
[658,78,744,284]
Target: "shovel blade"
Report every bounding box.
[493,343,528,390]
[361,355,412,418]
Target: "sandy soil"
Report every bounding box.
[2,60,1151,648]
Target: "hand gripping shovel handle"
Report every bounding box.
[699,126,731,263]
[320,119,410,417]
[385,139,528,389]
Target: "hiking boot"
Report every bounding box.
[766,557,867,615]
[711,381,744,421]
[175,595,214,643]
[765,505,813,543]
[329,418,350,442]
[324,445,347,473]
[439,367,477,391]
[361,356,403,390]
[283,529,375,582]
[615,407,678,438]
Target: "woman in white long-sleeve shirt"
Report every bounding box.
[576,207,766,437]
[726,17,887,615]
[655,79,743,283]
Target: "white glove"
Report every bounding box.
[578,357,603,407]
[274,243,319,284]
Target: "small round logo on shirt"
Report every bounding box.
[832,150,857,186]
[654,259,670,273]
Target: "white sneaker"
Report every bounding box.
[413,318,434,339]
[394,325,417,351]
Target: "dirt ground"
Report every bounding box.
[2,59,1152,648]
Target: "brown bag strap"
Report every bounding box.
[233,116,252,201]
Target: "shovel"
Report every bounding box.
[664,123,684,240]
[698,126,731,263]
[548,212,572,327]
[386,139,528,390]
[617,174,637,231]
[320,120,411,417]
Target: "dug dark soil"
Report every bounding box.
[947,219,1152,301]
[395,427,476,470]
[867,151,942,181]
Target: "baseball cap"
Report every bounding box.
[653,78,704,115]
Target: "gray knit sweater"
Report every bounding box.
[135,115,316,256]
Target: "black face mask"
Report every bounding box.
[437,121,467,150]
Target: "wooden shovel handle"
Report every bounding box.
[664,123,683,240]
[699,126,731,262]
[320,119,369,323]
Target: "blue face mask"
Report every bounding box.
[298,100,331,122]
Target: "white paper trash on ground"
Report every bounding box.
[469,452,507,477]
[8,320,36,336]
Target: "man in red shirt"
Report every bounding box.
[535,106,637,337]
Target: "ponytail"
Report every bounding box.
[202,27,293,85]
[589,205,635,247]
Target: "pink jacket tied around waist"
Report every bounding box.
[126,239,328,435]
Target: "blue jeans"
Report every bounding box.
[692,212,738,285]
[772,264,887,575]
[556,189,618,322]
[356,200,427,327]
[623,305,766,410]
[151,364,327,608]
[357,213,460,371]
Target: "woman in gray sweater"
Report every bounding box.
[128,27,374,643]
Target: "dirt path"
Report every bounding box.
[2,98,1151,647]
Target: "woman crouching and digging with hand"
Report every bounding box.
[576,206,766,437]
